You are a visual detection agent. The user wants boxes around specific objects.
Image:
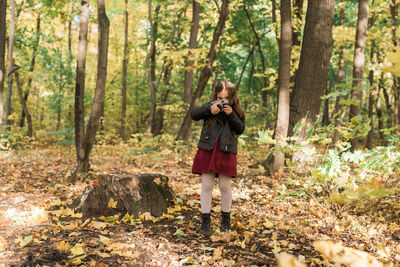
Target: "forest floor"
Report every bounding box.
[0,143,400,266]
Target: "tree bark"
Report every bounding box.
[146,1,160,134]
[271,0,292,172]
[183,0,200,109]
[76,174,175,217]
[366,6,376,149]
[288,0,335,138]
[176,0,230,141]
[76,0,110,178]
[6,0,16,128]
[271,0,279,43]
[0,0,6,132]
[243,4,268,106]
[236,45,255,91]
[120,0,129,140]
[74,0,90,173]
[366,63,374,150]
[15,71,32,137]
[19,14,40,128]
[332,4,345,145]
[390,0,399,126]
[290,0,304,84]
[376,88,385,145]
[180,0,200,140]
[349,0,368,150]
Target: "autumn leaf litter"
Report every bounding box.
[0,145,399,266]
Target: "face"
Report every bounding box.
[217,88,229,103]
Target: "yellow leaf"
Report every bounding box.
[18,236,33,247]
[0,235,9,251]
[154,178,161,185]
[161,213,174,219]
[264,219,273,228]
[71,258,82,265]
[211,206,221,213]
[99,235,113,246]
[70,245,85,256]
[139,212,154,222]
[56,241,70,251]
[272,245,282,253]
[107,197,118,209]
[167,205,181,214]
[313,240,384,266]
[271,233,278,241]
[213,246,223,260]
[276,252,306,267]
[97,252,111,258]
[248,218,258,228]
[58,222,79,231]
[91,221,107,230]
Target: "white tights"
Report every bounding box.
[200,171,232,213]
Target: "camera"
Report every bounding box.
[217,100,228,111]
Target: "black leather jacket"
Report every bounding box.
[191,102,245,154]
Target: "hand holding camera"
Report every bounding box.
[211,100,232,115]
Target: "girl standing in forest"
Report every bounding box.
[191,81,245,237]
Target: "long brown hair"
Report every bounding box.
[211,81,245,120]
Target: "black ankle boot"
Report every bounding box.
[220,211,231,232]
[199,213,211,236]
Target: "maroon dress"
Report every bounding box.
[192,136,237,177]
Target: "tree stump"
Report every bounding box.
[76,173,175,217]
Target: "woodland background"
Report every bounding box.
[1,0,400,266]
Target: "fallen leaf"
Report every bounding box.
[91,221,107,230]
[313,240,384,267]
[70,245,85,256]
[56,240,70,251]
[213,246,223,260]
[107,197,117,209]
[18,235,33,247]
[276,252,306,267]
[0,235,8,251]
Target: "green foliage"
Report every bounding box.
[0,128,31,151]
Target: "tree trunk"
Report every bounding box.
[120,0,128,140]
[322,87,330,126]
[146,1,160,134]
[332,4,345,145]
[76,0,110,178]
[15,71,32,137]
[176,0,230,141]
[20,14,40,128]
[366,6,376,149]
[349,0,368,150]
[68,2,73,55]
[236,45,255,91]
[181,0,200,140]
[74,0,90,173]
[0,0,6,132]
[366,66,374,149]
[271,0,278,43]
[6,0,16,128]
[291,0,304,84]
[376,88,385,145]
[391,0,399,126]
[183,0,200,110]
[288,0,335,138]
[244,5,268,106]
[271,0,291,173]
